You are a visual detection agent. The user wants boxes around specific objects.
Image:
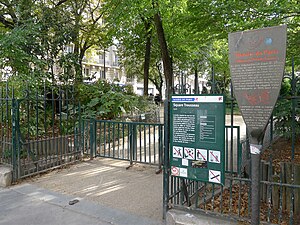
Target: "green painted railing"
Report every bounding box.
[82,119,164,168]
[0,84,82,181]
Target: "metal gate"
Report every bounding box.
[82,119,164,169]
[163,63,300,224]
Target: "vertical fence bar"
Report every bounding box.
[133,124,137,162]
[59,88,63,163]
[95,121,98,156]
[225,127,229,171]
[163,99,170,219]
[159,124,163,170]
[237,127,241,174]
[103,122,106,156]
[117,123,120,158]
[139,124,142,162]
[122,123,125,159]
[220,185,224,214]
[290,57,296,225]
[112,122,115,158]
[129,123,133,166]
[11,92,17,181]
[279,167,284,223]
[153,125,156,165]
[108,123,111,157]
[99,121,102,156]
[144,124,146,163]
[89,118,95,159]
[148,125,151,164]
[230,81,234,174]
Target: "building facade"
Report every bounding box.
[82,45,126,84]
[82,47,208,99]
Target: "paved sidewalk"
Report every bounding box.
[0,183,163,225]
[1,158,165,225]
[0,126,247,225]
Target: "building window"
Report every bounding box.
[100,70,105,79]
[115,54,118,65]
[65,45,74,53]
[84,68,90,77]
[114,71,119,79]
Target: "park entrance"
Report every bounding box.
[163,25,299,224]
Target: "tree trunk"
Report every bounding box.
[143,21,152,96]
[73,22,82,83]
[153,11,173,98]
[156,61,164,97]
[194,68,199,94]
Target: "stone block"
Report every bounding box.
[0,165,12,187]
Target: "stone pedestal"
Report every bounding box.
[0,165,12,187]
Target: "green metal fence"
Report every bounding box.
[167,125,246,215]
[82,119,164,168]
[0,83,82,181]
[164,62,300,224]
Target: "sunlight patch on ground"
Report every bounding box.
[95,184,124,196]
[63,166,114,177]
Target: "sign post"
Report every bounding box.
[170,95,225,185]
[229,25,287,224]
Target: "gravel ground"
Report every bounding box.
[28,158,163,222]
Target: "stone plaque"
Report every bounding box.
[228,25,287,135]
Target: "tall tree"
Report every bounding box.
[152,0,173,97]
[104,0,157,96]
[184,0,300,66]
[0,0,109,84]
[0,0,75,84]
[141,16,152,96]
[57,0,109,83]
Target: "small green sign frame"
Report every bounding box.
[170,94,225,185]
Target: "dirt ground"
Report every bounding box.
[262,136,300,165]
[200,136,300,224]
[26,158,164,222]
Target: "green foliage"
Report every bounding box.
[77,80,151,120]
[0,0,109,84]
[2,149,12,159]
[0,1,74,83]
[184,0,300,66]
[273,77,300,139]
[0,81,80,139]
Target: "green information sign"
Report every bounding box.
[170,95,225,185]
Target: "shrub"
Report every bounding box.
[77,80,154,120]
[273,77,300,139]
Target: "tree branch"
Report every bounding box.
[56,0,69,7]
[0,14,14,28]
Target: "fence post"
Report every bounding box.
[250,138,262,225]
[163,99,170,219]
[158,124,163,171]
[236,127,241,174]
[129,123,134,166]
[89,118,96,159]
[11,95,18,181]
[130,123,137,166]
[77,103,82,154]
[132,124,137,163]
[290,57,296,224]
